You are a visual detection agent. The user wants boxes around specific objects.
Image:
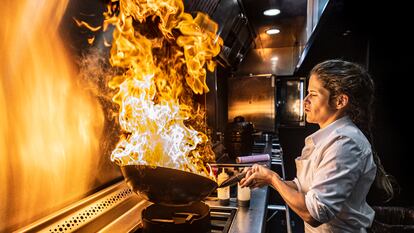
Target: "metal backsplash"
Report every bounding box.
[227,74,276,132]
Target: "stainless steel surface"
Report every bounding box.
[205,187,269,233]
[235,0,308,75]
[240,0,307,49]
[16,181,147,233]
[228,74,276,132]
[235,47,301,76]
[184,0,254,67]
[268,205,287,211]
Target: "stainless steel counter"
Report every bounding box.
[205,186,269,233]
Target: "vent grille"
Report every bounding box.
[47,188,132,232]
[187,0,220,16]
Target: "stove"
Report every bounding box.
[209,207,236,233]
[16,181,237,233]
[133,205,236,233]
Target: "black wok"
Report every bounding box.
[121,165,218,206]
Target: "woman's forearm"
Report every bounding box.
[270,175,321,227]
[283,180,298,190]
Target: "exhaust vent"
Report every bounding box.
[186,0,221,16]
[15,182,147,233]
[47,188,132,232]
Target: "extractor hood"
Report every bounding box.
[184,0,255,68]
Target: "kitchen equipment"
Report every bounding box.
[217,168,230,205]
[217,170,248,188]
[225,116,254,158]
[217,163,269,188]
[141,202,211,233]
[121,165,217,206]
[237,182,251,207]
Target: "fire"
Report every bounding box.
[0,0,103,231]
[104,0,222,178]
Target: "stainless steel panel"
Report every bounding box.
[236,47,299,76]
[228,75,275,132]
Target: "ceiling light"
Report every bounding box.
[266,28,280,35]
[263,9,281,16]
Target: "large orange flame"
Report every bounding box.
[104,0,222,178]
[0,0,104,231]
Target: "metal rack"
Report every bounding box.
[266,138,293,233]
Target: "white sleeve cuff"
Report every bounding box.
[305,189,334,223]
[293,178,302,193]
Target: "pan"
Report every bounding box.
[121,165,218,206]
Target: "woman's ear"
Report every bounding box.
[336,94,349,109]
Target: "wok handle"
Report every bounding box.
[216,163,269,188]
[218,171,247,188]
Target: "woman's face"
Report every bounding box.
[304,75,338,128]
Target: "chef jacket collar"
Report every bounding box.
[305,115,352,147]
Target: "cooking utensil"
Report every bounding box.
[217,163,269,188]
[217,171,247,188]
[121,165,217,206]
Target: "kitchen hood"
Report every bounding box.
[184,0,255,68]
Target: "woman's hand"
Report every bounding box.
[240,164,321,227]
[239,164,280,189]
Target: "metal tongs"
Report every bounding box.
[217,163,269,188]
[217,170,248,188]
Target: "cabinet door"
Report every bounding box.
[276,77,306,127]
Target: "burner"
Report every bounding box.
[142,202,211,233]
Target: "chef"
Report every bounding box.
[240,59,394,232]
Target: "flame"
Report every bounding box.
[73,18,102,32]
[0,0,104,230]
[105,0,222,178]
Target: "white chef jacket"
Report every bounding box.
[293,116,376,233]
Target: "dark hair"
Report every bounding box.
[310,59,395,202]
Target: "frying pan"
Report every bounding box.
[121,165,218,206]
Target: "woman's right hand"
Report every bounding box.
[240,164,279,189]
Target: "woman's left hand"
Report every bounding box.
[239,164,280,189]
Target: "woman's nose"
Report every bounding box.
[304,94,310,104]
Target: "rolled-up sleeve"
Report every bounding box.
[305,136,364,223]
[293,178,302,193]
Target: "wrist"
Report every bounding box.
[270,172,282,188]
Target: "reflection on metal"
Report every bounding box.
[0,0,115,231]
[236,48,298,76]
[228,74,276,132]
[15,182,148,233]
[276,77,306,127]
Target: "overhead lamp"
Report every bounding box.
[271,56,279,62]
[263,9,281,16]
[266,28,280,35]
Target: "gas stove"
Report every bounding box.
[132,206,236,233]
[16,181,237,233]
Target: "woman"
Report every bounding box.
[240,59,393,232]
